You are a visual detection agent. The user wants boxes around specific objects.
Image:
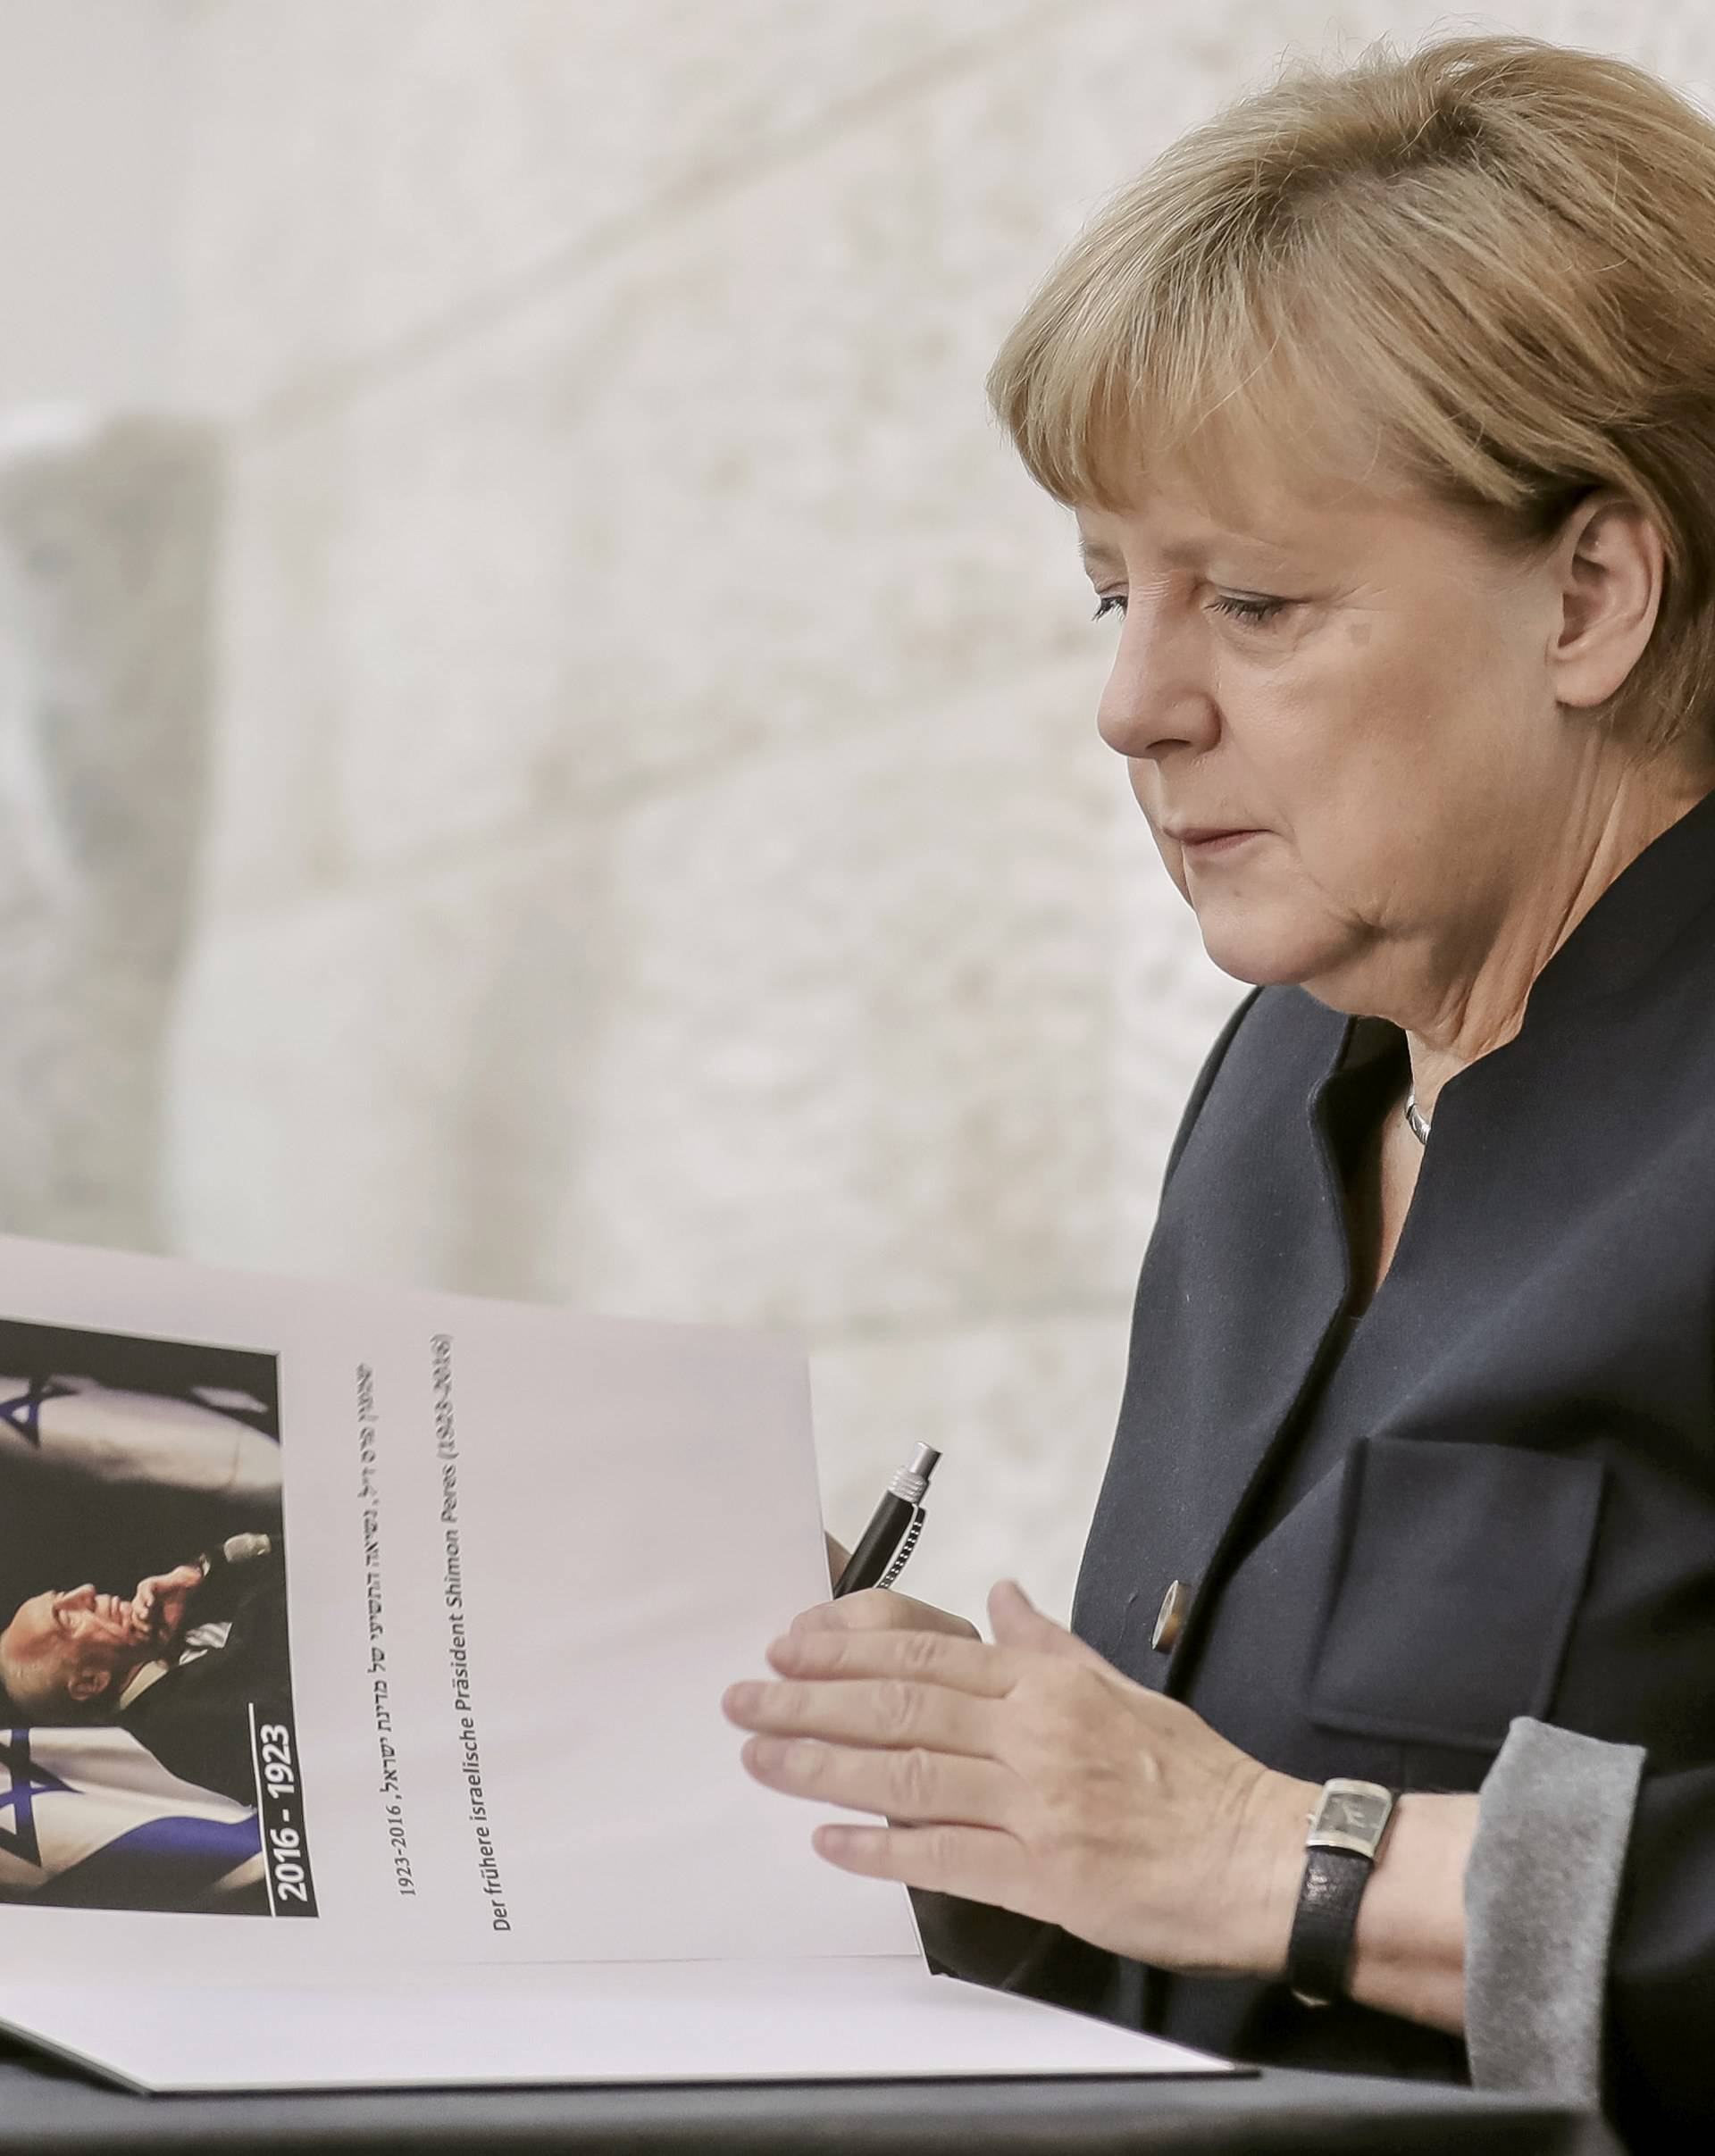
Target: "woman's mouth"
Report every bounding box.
[1180,830,1263,856]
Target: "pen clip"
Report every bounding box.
[874,1506,924,1592]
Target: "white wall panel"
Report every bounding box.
[159,0,1715,1622]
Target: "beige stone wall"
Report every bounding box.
[0,414,217,1249]
[0,0,185,405]
[162,0,1707,1624]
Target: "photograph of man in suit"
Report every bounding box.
[0,1533,286,1807]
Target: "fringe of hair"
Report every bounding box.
[985,30,1715,763]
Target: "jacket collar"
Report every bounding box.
[1498,779,1715,1030]
[1319,780,1715,1079]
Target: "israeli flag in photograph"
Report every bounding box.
[0,1374,280,1501]
[0,1725,262,1911]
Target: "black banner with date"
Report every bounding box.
[247,1702,318,1918]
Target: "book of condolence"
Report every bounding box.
[0,1232,1230,2094]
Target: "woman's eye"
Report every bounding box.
[1092,592,1290,629]
[1208,593,1289,628]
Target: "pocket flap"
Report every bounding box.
[1307,1435,1604,1751]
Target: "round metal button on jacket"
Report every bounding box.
[1151,1578,1192,1652]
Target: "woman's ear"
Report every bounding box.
[1550,489,1664,711]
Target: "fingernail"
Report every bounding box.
[766,1633,804,1670]
[724,1682,761,1717]
[744,1735,787,1770]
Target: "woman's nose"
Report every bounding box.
[1095,625,1220,760]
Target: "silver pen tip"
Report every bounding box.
[904,1442,941,1479]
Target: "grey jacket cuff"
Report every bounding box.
[1464,1716,1645,2103]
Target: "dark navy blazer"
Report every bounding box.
[928,781,1715,2152]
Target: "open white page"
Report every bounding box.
[0,1233,1232,2089]
[0,1962,1231,2093]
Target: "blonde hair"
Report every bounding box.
[986,29,1715,764]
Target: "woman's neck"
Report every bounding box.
[1395,756,1715,1121]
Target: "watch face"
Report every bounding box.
[1309,1780,1393,1854]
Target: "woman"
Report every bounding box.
[721,29,1715,2151]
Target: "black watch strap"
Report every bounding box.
[1284,1779,1397,2008]
[1285,1844,1372,2006]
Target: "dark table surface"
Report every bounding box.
[0,2037,1626,2156]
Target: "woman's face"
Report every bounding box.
[1076,465,1653,1020]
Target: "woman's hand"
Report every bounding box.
[724,1576,1313,1978]
[813,1533,980,1640]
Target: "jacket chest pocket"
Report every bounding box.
[1307,1435,1605,1753]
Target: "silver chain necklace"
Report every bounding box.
[1404,1090,1432,1145]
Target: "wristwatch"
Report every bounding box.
[1284,1778,1398,2007]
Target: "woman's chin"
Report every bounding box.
[1194,913,1351,991]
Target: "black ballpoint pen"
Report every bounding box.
[832,1442,941,1597]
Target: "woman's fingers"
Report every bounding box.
[739,1732,1018,1829]
[809,1821,1033,1909]
[790,1586,979,1639]
[723,1675,1000,1760]
[986,1578,1108,1667]
[767,1623,1020,1697]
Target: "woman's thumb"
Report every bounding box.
[986,1578,1105,1664]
